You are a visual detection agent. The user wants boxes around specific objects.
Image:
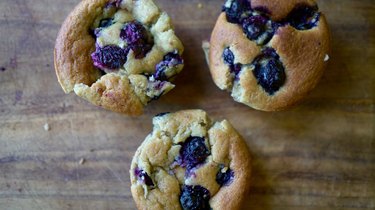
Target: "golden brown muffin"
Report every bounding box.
[205,0,330,111]
[55,0,184,116]
[130,110,251,210]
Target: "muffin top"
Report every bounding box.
[208,0,330,111]
[130,110,251,210]
[55,0,184,115]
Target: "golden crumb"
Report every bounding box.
[197,3,203,9]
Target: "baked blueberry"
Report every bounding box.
[216,165,234,186]
[91,45,129,71]
[223,47,235,65]
[287,4,320,30]
[180,185,211,210]
[120,21,153,59]
[120,21,148,45]
[242,14,277,45]
[179,137,210,170]
[222,48,242,77]
[154,52,183,81]
[135,168,154,187]
[231,63,242,78]
[252,48,285,95]
[222,0,250,23]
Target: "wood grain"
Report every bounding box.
[0,0,374,209]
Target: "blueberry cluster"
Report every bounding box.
[90,15,183,80]
[91,20,153,72]
[134,133,236,210]
[222,0,278,45]
[222,0,320,95]
[216,164,234,186]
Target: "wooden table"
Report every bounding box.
[0,0,374,209]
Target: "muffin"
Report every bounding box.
[130,110,251,210]
[54,0,184,116]
[205,0,330,111]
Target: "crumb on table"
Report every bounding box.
[44,123,50,131]
[79,158,85,165]
[197,3,203,9]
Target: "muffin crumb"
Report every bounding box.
[324,54,330,62]
[79,158,85,165]
[43,123,50,131]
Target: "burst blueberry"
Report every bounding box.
[252,48,286,95]
[134,168,154,187]
[222,0,250,23]
[287,4,320,30]
[242,15,268,40]
[222,48,242,77]
[154,53,183,81]
[231,63,242,77]
[179,185,211,210]
[91,45,129,70]
[120,21,153,59]
[216,165,234,186]
[129,43,153,59]
[179,137,210,170]
[120,21,148,45]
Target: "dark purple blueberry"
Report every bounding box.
[154,53,183,81]
[129,43,153,59]
[223,47,235,65]
[0,67,6,72]
[134,168,154,187]
[120,21,153,59]
[179,185,211,210]
[242,15,268,40]
[99,18,114,28]
[287,4,320,30]
[216,165,234,186]
[222,48,242,78]
[179,137,210,170]
[252,48,286,95]
[91,45,129,70]
[242,14,278,45]
[222,0,251,23]
[231,63,242,77]
[120,21,148,45]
